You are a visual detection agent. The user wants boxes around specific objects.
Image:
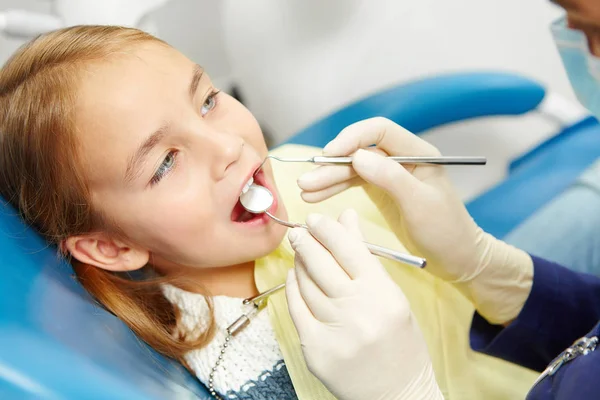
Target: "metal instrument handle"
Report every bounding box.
[312,155,486,165]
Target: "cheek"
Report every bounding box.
[145,195,217,237]
[589,32,600,56]
[223,96,268,153]
[100,188,218,247]
[244,119,268,153]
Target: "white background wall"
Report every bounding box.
[0,0,233,87]
[220,0,572,138]
[0,0,570,109]
[0,0,50,63]
[0,0,584,200]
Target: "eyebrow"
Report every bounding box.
[124,65,204,184]
[189,64,204,101]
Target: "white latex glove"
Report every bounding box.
[297,117,533,325]
[286,209,444,400]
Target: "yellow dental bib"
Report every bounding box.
[255,145,537,399]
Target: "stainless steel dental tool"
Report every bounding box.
[254,154,486,175]
[238,184,426,305]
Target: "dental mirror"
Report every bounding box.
[239,184,274,213]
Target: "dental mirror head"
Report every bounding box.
[239,184,274,214]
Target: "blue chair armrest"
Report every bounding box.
[287,71,546,148]
[467,116,600,238]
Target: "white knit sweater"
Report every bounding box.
[162,285,296,399]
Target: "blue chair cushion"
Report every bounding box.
[0,200,211,399]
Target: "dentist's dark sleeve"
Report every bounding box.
[470,256,600,372]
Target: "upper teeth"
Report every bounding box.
[241,177,254,195]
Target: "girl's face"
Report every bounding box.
[71,42,287,272]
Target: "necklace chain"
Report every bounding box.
[208,301,262,400]
[208,331,231,400]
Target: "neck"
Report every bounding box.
[160,260,259,299]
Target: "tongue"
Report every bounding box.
[237,209,256,223]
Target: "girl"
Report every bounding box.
[0,26,537,399]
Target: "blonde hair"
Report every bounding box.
[0,25,214,361]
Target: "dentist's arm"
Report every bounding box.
[286,209,444,400]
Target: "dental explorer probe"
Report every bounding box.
[239,184,426,305]
[254,155,486,174]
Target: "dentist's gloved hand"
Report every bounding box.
[286,210,444,400]
[297,118,533,325]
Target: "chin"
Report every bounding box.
[257,222,287,257]
[251,220,288,262]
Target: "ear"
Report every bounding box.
[63,233,150,272]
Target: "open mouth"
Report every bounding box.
[231,169,269,223]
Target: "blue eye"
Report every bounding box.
[201,92,218,116]
[151,150,178,185]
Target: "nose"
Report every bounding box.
[206,131,245,180]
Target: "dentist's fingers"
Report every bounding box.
[300,177,364,203]
[294,257,337,322]
[285,269,317,339]
[289,228,353,296]
[297,164,357,192]
[298,147,389,203]
[298,147,387,193]
[352,149,425,206]
[337,208,365,241]
[323,117,440,159]
[306,213,384,279]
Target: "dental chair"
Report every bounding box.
[1,71,598,399]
